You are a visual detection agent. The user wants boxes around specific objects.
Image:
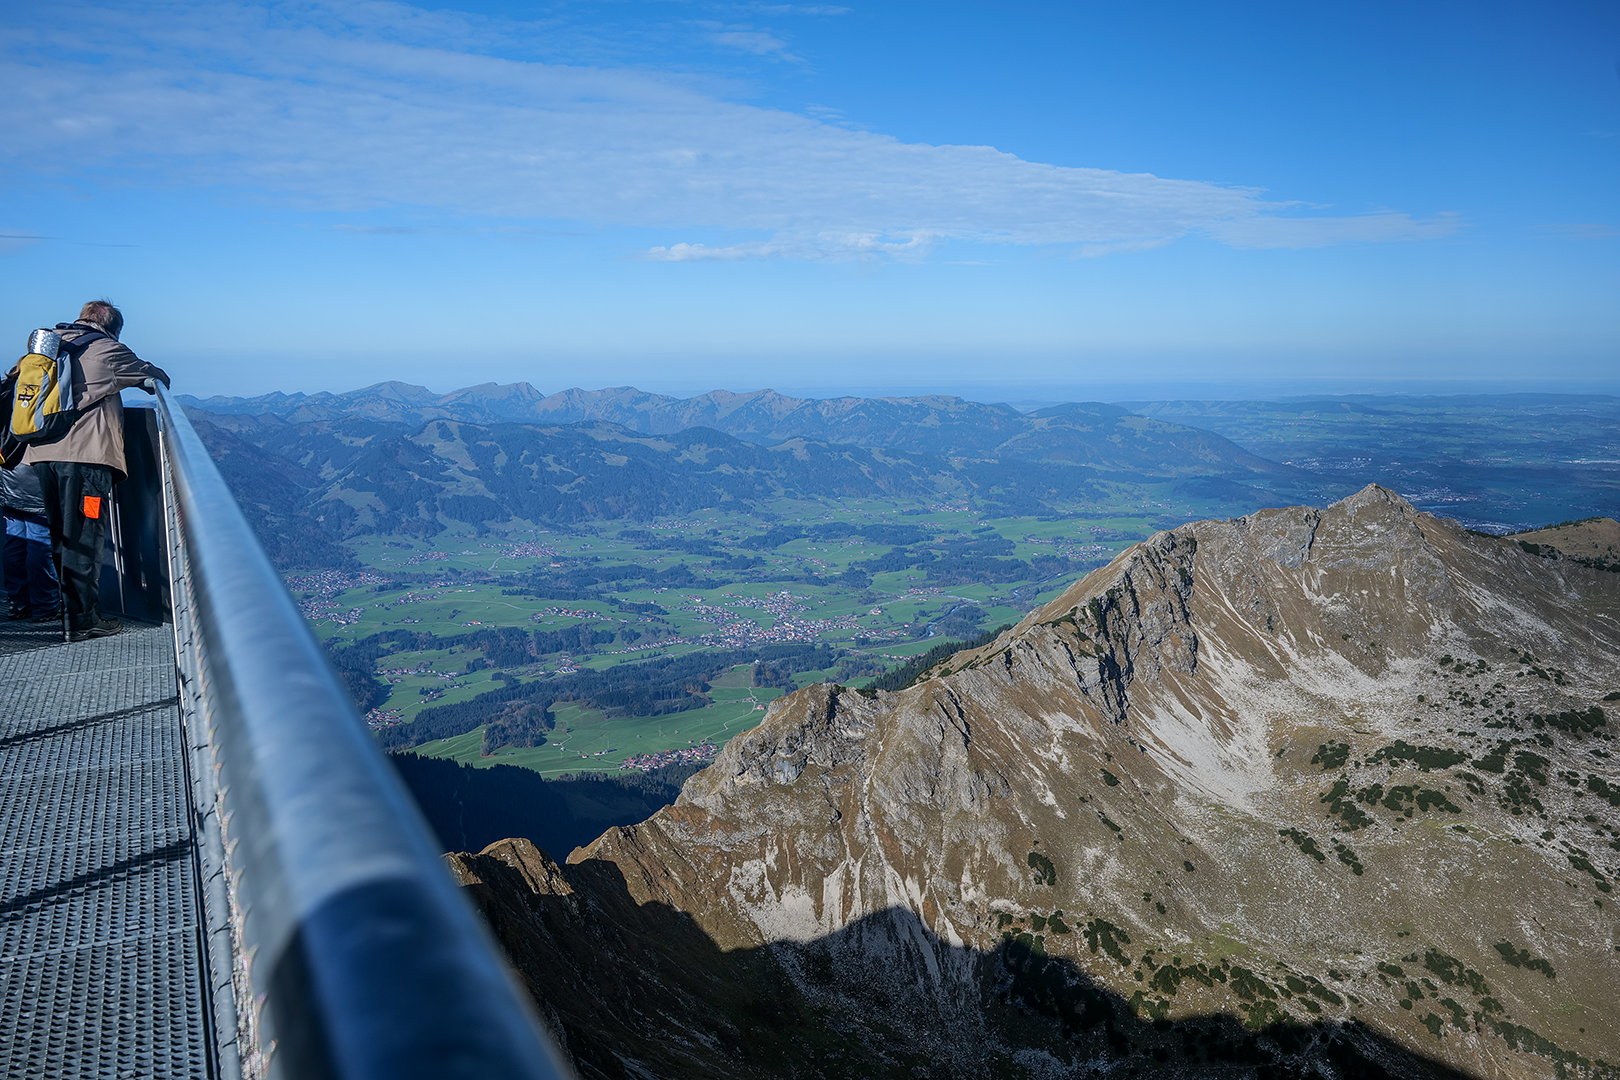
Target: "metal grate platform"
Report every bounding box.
[0,621,212,1079]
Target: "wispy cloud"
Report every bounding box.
[1539,222,1619,240]
[1074,237,1176,259]
[0,0,1459,262]
[701,23,800,60]
[1206,210,1463,249]
[330,224,421,235]
[745,4,851,15]
[0,231,136,254]
[645,230,937,261]
[0,233,51,257]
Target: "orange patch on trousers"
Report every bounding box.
[82,496,102,520]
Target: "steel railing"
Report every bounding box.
[150,383,573,1080]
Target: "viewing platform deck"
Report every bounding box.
[0,618,213,1078]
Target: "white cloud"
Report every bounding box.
[0,0,1459,262]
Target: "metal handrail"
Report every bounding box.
[151,383,573,1080]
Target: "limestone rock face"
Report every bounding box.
[452,486,1620,1079]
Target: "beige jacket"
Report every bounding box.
[18,323,171,481]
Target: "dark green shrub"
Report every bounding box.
[1588,774,1620,806]
[1494,941,1556,979]
[1537,706,1606,736]
[1310,741,1351,771]
[1081,919,1131,964]
[1371,740,1469,771]
[1513,749,1549,784]
[1414,789,1462,814]
[1333,841,1364,875]
[1473,742,1510,773]
[1227,966,1276,1002]
[1565,852,1611,891]
[1279,828,1326,862]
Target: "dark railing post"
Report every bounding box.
[99,402,172,623]
[152,385,573,1080]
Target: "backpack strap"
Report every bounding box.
[53,323,106,355]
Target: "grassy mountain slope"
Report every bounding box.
[1513,517,1620,568]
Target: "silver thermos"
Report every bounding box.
[27,329,62,359]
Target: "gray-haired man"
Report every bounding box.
[16,301,169,641]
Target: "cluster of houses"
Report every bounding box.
[618,742,720,771]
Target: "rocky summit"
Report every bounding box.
[447,486,1620,1079]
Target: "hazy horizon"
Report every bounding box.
[177,375,1620,409]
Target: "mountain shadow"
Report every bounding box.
[391,753,699,858]
[450,839,1477,1080]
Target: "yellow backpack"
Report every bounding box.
[10,325,97,445]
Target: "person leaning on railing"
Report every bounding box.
[14,301,169,642]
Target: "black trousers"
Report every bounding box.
[32,462,114,632]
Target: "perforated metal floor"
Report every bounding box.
[0,621,212,1078]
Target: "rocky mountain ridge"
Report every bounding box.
[447,488,1620,1078]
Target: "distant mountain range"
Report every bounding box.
[184,383,1334,567]
[183,382,1620,567]
[181,381,1296,473]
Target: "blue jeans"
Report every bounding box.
[4,511,60,617]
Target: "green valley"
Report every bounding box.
[301,494,1182,772]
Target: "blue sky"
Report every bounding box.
[1,0,1616,398]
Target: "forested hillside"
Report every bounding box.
[184,382,1301,469]
[185,391,1332,568]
